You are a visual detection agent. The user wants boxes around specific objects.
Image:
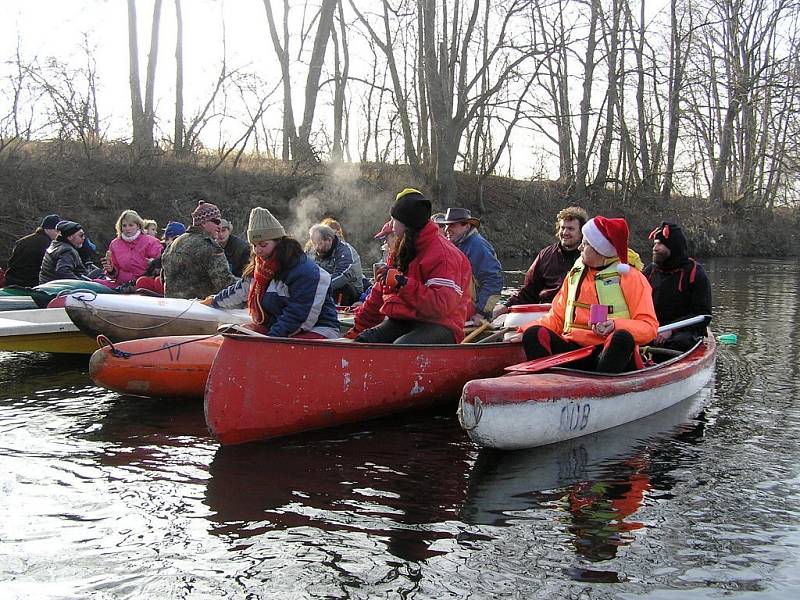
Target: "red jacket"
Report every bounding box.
[354,221,472,342]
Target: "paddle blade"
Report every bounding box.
[505,344,595,373]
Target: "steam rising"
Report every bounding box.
[287,162,402,262]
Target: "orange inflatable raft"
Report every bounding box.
[89,335,221,398]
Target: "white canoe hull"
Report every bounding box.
[459,337,717,450]
[64,292,251,342]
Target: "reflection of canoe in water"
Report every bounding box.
[205,414,473,561]
[459,335,717,450]
[205,334,527,445]
[89,335,221,398]
[65,293,250,342]
[460,389,711,526]
[0,308,98,354]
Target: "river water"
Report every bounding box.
[1,258,798,598]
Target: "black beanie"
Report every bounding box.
[56,220,83,239]
[390,188,431,230]
[651,221,688,262]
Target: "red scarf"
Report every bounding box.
[247,255,278,325]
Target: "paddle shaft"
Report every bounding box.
[461,322,491,343]
[657,314,709,334]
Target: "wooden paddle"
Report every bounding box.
[504,314,710,373]
[461,321,491,343]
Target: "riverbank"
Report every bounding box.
[1,142,796,263]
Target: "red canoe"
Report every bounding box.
[205,335,527,445]
[89,335,221,398]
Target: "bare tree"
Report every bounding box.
[349,0,423,175]
[263,0,338,163]
[127,0,162,153]
[421,0,547,206]
[173,0,184,155]
[330,1,350,161]
[574,0,599,199]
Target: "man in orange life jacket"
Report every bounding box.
[516,216,658,373]
[644,221,712,351]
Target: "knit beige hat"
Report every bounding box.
[247,207,286,243]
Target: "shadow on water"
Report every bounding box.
[460,387,712,580]
[204,408,475,562]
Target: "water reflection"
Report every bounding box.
[205,411,475,563]
[1,258,799,597]
[461,389,710,573]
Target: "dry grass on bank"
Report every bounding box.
[1,140,797,264]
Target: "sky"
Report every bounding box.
[2,1,287,146]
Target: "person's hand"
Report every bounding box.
[591,319,615,337]
[470,313,487,327]
[492,303,509,319]
[654,329,672,345]
[200,295,215,306]
[344,327,360,339]
[378,267,407,289]
[506,331,523,343]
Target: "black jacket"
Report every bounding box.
[223,234,251,278]
[39,240,103,284]
[5,229,52,287]
[643,258,712,339]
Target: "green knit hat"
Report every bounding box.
[247,207,286,243]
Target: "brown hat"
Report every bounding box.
[191,201,222,226]
[247,207,286,243]
[438,207,480,227]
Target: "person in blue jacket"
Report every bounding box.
[205,207,340,339]
[440,207,504,324]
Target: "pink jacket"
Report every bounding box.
[108,234,163,284]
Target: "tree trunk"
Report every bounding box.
[593,0,621,190]
[330,1,348,161]
[661,1,689,202]
[633,0,652,192]
[127,0,146,152]
[143,0,162,150]
[295,0,338,160]
[574,0,599,199]
[263,0,296,161]
[173,0,184,155]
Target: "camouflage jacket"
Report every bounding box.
[161,227,237,299]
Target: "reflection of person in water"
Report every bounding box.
[564,456,651,561]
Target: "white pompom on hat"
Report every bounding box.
[582,216,631,273]
[247,207,286,243]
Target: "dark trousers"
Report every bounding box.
[354,318,455,345]
[522,325,637,373]
[655,330,700,352]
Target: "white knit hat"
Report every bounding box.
[247,207,286,243]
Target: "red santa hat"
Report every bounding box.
[582,216,630,273]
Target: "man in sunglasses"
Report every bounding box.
[643,222,712,351]
[161,200,237,299]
